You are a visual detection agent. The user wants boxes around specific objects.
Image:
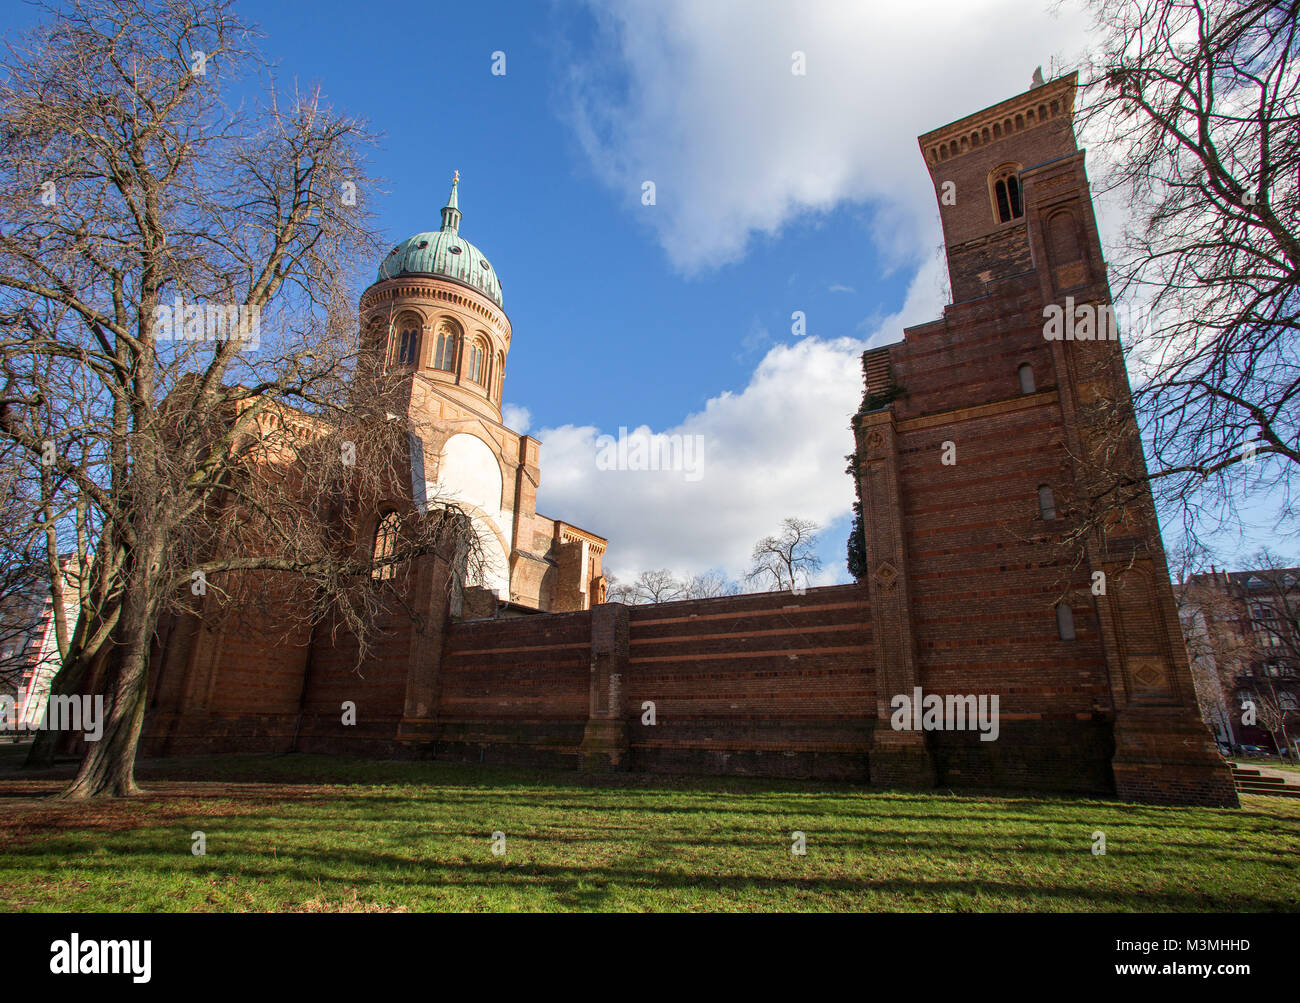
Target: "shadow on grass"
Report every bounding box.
[3,837,1285,912]
[0,751,1294,912]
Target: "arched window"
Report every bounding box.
[395,325,420,367]
[371,511,400,581]
[434,327,458,371]
[1038,485,1057,521]
[494,352,505,400]
[468,341,486,384]
[1018,364,1036,394]
[995,180,1011,222]
[991,165,1024,223]
[1056,603,1076,641]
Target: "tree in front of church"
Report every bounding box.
[0,0,482,798]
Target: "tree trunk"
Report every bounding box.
[58,583,154,799]
[58,653,149,799]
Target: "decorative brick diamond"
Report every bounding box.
[1132,662,1166,690]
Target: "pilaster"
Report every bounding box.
[579,602,630,771]
[853,406,936,787]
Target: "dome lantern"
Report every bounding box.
[440,171,461,233]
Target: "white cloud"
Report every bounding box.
[565,0,1093,274]
[501,403,532,435]
[535,261,944,582]
[541,1,1097,579]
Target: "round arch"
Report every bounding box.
[435,432,504,518]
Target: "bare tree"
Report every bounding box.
[747,518,821,592]
[0,0,481,798]
[1173,544,1300,758]
[683,570,739,599]
[619,568,687,604]
[1170,541,1259,744]
[0,445,46,689]
[1076,0,1300,544]
[605,567,739,603]
[602,573,634,605]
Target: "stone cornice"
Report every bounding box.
[361,276,512,343]
[548,519,608,551]
[920,73,1077,168]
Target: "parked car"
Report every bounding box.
[1236,744,1265,757]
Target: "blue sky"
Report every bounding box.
[229,0,890,428]
[3,0,1289,582]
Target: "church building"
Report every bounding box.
[141,75,1235,807]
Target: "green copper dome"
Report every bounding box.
[375,174,503,308]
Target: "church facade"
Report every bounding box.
[140,75,1236,807]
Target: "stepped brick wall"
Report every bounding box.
[623,587,873,779]
[416,585,876,778]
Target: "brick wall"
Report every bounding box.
[143,571,427,759]
[624,585,873,779]
[391,585,875,780]
[429,608,592,768]
[870,276,1116,792]
[893,278,1113,707]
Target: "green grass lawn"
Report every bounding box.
[0,751,1296,912]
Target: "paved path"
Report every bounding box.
[1231,761,1300,785]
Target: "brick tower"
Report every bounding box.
[360,174,607,615]
[851,72,1238,806]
